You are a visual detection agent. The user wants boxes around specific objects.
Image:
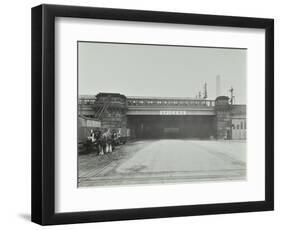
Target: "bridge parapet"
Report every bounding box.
[127,97,215,107]
[79,94,127,108]
[78,95,216,108]
[78,95,96,105]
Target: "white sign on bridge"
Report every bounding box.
[160,111,189,115]
[126,109,215,116]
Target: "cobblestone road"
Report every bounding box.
[78,139,246,187]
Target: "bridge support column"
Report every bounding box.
[215,96,231,140]
[94,93,128,131]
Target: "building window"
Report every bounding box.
[236,124,239,129]
[241,121,243,129]
[244,120,247,129]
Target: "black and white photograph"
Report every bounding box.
[78,42,247,187]
[29,3,274,226]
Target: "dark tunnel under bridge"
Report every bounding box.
[127,115,216,139]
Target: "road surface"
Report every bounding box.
[78,139,246,187]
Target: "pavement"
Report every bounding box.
[78,139,246,187]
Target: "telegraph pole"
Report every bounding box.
[229,86,234,104]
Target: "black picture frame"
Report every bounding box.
[31,4,274,225]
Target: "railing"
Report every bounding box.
[78,95,216,107]
[78,96,96,105]
[127,98,215,107]
[78,95,126,105]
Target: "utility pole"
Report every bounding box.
[229,86,234,104]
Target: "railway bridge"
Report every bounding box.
[79,93,246,140]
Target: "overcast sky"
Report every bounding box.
[78,42,247,104]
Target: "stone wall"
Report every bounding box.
[215,96,232,139]
[100,108,127,130]
[94,93,128,131]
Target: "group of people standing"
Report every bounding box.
[88,129,118,155]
